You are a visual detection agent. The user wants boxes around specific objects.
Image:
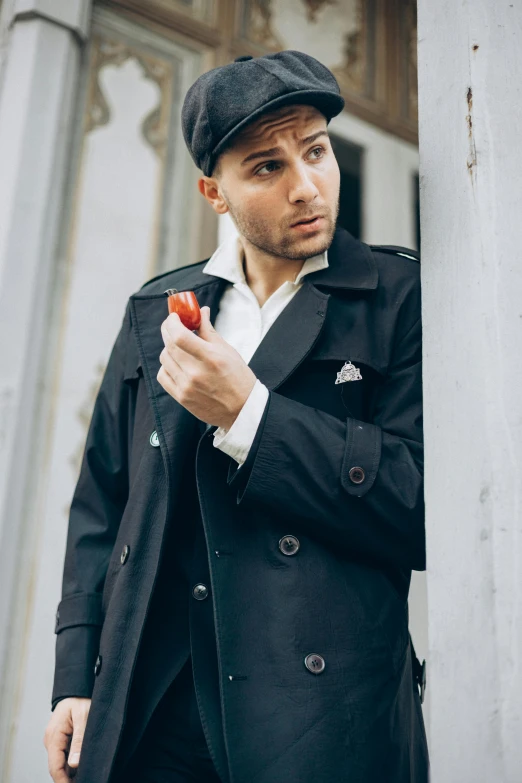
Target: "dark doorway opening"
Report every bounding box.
[330,135,363,239]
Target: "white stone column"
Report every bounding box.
[417,1,522,780]
[0,0,92,766]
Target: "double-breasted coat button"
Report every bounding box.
[279,535,300,556]
[304,653,326,674]
[120,545,130,565]
[348,466,365,484]
[149,430,160,448]
[94,655,102,676]
[192,583,209,600]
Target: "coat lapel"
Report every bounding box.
[129,279,228,481]
[246,281,329,389]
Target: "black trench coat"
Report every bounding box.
[52,227,428,783]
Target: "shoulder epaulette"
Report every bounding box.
[138,258,210,291]
[369,245,420,263]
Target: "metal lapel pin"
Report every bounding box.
[335,361,362,384]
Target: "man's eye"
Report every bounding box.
[255,161,280,176]
[254,147,326,177]
[309,145,326,159]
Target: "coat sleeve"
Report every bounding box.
[226,291,424,572]
[51,302,134,709]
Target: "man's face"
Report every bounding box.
[205,104,340,260]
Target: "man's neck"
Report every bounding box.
[239,236,306,308]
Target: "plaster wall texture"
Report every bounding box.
[418,1,522,780]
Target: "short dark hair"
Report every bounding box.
[210,154,222,179]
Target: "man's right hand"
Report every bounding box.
[44,697,91,782]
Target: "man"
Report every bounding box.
[44,50,428,783]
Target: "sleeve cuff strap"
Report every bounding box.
[55,592,104,634]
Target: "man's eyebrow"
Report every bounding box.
[240,130,329,166]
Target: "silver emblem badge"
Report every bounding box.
[335,361,362,384]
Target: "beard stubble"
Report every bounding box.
[223,190,340,262]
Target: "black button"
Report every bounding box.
[192,583,209,601]
[234,55,253,62]
[94,655,102,676]
[120,545,130,565]
[348,466,365,484]
[304,653,325,674]
[278,535,300,556]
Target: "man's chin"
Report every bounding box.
[285,228,333,259]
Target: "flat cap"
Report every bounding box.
[181,50,345,177]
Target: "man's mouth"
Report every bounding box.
[291,214,322,226]
[290,215,325,232]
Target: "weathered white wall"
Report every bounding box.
[0,1,92,774]
[417,1,522,780]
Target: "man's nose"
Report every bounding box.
[288,162,320,203]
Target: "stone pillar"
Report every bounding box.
[417,1,522,780]
[0,0,92,766]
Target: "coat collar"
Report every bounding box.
[200,231,330,287]
[305,226,378,290]
[136,226,377,296]
[128,227,377,481]
[198,226,377,291]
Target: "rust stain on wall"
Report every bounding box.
[466,86,477,180]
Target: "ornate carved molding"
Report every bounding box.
[300,0,337,24]
[85,36,173,158]
[332,0,368,96]
[241,0,284,50]
[109,0,217,26]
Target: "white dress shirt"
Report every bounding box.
[201,233,329,467]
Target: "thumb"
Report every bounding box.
[68,726,85,768]
[197,306,219,341]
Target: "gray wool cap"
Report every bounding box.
[181,50,345,177]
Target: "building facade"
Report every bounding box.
[0,1,422,780]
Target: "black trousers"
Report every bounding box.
[123,657,222,783]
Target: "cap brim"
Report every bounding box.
[207,89,345,175]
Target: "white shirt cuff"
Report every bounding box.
[212,379,269,467]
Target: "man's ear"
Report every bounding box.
[198,176,229,215]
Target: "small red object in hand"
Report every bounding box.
[165,288,202,331]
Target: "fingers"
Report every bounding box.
[44,698,91,783]
[196,306,218,340]
[157,364,179,399]
[161,314,215,361]
[48,738,71,782]
[67,699,91,769]
[68,729,84,769]
[159,346,185,382]
[45,714,73,783]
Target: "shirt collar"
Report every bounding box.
[202,232,329,287]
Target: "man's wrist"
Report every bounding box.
[213,380,269,466]
[220,378,258,431]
